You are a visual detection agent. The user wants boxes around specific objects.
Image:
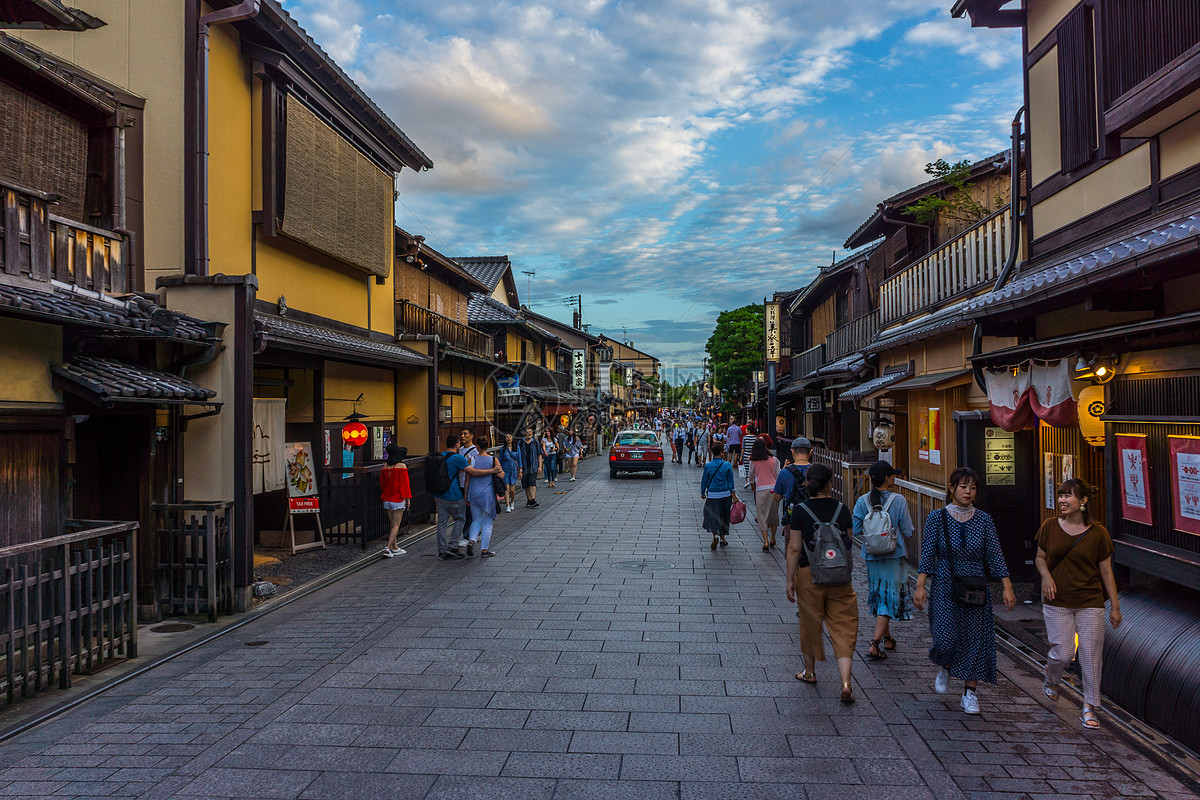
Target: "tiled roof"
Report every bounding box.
[456,257,511,292]
[467,292,518,323]
[840,366,914,401]
[0,281,211,341]
[807,352,868,380]
[257,314,431,367]
[967,210,1200,317]
[0,1,105,31]
[52,357,216,404]
[864,299,972,355]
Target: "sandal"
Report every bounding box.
[711,537,718,551]
[1081,707,1100,729]
[719,538,728,547]
[795,670,817,684]
[762,545,771,552]
[840,682,855,704]
[865,638,887,661]
[1043,683,1059,702]
[882,635,897,651]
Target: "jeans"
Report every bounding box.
[545,454,558,482]
[468,502,493,550]
[434,496,466,554]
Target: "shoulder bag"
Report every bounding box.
[943,509,988,606]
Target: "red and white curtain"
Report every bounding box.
[984,360,1079,432]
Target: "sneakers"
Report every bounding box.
[934,668,949,694]
[381,548,395,558]
[458,538,469,548]
[480,550,496,558]
[960,689,981,715]
[466,541,474,557]
[528,500,540,508]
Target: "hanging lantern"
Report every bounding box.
[341,422,369,448]
[872,419,895,451]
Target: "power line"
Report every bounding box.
[652,133,866,346]
[397,198,457,258]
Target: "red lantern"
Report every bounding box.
[341,422,369,448]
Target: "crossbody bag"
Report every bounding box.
[942,509,989,607]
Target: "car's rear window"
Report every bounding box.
[616,433,659,446]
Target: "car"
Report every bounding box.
[609,430,665,478]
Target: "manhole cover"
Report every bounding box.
[610,560,676,573]
[244,640,268,647]
[149,623,194,633]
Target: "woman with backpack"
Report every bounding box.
[785,463,858,703]
[913,467,1016,715]
[700,441,738,550]
[852,461,914,660]
[749,438,781,551]
[1035,478,1120,730]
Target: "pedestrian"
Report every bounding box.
[785,463,858,703]
[499,433,522,512]
[517,427,540,508]
[696,425,711,467]
[458,427,479,551]
[433,434,469,560]
[852,461,914,660]
[771,437,812,550]
[749,437,781,551]
[1035,478,1120,730]
[465,436,503,558]
[673,424,685,464]
[541,429,558,487]
[913,467,1016,715]
[700,440,738,550]
[565,431,582,481]
[741,424,758,486]
[725,420,742,463]
[379,444,411,557]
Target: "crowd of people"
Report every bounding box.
[684,414,1119,725]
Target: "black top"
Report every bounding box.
[790,497,853,569]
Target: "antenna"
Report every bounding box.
[521,270,536,307]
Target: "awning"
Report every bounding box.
[809,353,867,380]
[52,356,216,405]
[864,300,971,355]
[889,368,973,393]
[840,365,914,401]
[0,281,212,343]
[256,314,432,368]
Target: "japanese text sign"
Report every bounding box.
[764,302,781,362]
[1117,433,1152,526]
[1170,435,1200,535]
[572,349,586,390]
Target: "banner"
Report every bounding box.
[1170,435,1200,535]
[983,367,1036,432]
[1116,434,1152,526]
[572,349,586,390]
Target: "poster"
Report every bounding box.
[1044,452,1055,509]
[928,408,942,466]
[917,408,929,462]
[984,427,1015,486]
[372,426,385,460]
[323,429,331,466]
[1061,454,1074,482]
[1117,434,1152,526]
[1169,436,1200,535]
[284,442,318,498]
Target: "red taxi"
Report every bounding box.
[609,430,664,478]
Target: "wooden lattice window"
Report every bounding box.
[1058,4,1098,173]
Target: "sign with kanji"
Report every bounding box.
[764,302,781,362]
[984,427,1015,486]
[1170,435,1200,535]
[497,375,520,398]
[1117,433,1152,526]
[572,349,586,390]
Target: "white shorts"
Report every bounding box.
[383,500,407,511]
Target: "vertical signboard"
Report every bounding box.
[1170,435,1200,535]
[983,426,1015,486]
[764,302,781,362]
[572,349,586,390]
[1117,433,1152,525]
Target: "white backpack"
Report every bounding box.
[862,493,899,556]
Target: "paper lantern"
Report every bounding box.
[341,422,369,448]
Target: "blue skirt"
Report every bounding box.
[865,557,913,620]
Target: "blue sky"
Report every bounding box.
[281,0,1021,376]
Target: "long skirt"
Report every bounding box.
[703,496,732,539]
[754,489,779,529]
[865,557,913,620]
[794,566,858,661]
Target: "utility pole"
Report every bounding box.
[522,270,536,307]
[561,294,582,328]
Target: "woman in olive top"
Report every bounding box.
[1035,478,1121,730]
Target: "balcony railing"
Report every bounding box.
[791,344,826,382]
[879,206,1009,325]
[397,300,491,358]
[0,180,127,294]
[826,310,880,360]
[1,520,138,705]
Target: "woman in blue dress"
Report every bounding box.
[498,433,522,512]
[913,467,1016,715]
[466,436,502,558]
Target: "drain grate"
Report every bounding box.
[610,560,677,573]
[149,623,194,633]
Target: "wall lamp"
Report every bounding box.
[1075,354,1119,384]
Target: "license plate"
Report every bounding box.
[631,452,643,459]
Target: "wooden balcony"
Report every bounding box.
[879,206,1009,325]
[826,310,879,360]
[397,300,491,358]
[0,180,126,294]
[791,344,825,382]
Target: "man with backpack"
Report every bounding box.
[771,437,813,550]
[426,434,501,560]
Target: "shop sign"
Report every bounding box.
[1044,452,1055,509]
[983,427,1014,486]
[764,302,781,362]
[1117,433,1152,526]
[599,366,611,394]
[1061,454,1074,482]
[288,496,320,514]
[497,375,520,398]
[804,396,821,413]
[1169,435,1200,535]
[572,349,586,390]
[625,366,634,386]
[285,442,318,498]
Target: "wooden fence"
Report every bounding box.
[154,503,234,622]
[1,520,138,705]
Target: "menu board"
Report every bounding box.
[983,427,1015,486]
[1170,435,1200,535]
[1116,434,1152,526]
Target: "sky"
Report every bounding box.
[280,0,1022,379]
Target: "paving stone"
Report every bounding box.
[297,771,437,800]
[501,752,622,779]
[568,731,679,755]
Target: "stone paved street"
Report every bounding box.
[1,455,1196,800]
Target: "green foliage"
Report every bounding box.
[705,304,764,412]
[901,159,993,226]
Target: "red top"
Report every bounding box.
[380,465,412,503]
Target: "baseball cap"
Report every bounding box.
[868,460,902,482]
[790,437,812,451]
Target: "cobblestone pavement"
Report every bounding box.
[1,455,1196,800]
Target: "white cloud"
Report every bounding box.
[903,16,1020,70]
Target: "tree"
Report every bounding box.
[901,159,996,226]
[705,304,764,413]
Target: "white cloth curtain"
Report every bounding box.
[253,398,287,493]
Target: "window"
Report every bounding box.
[1099,1,1200,107]
[1058,4,1098,173]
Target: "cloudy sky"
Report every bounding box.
[282,0,1021,376]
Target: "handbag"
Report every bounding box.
[491,473,506,498]
[730,498,747,525]
[942,509,988,606]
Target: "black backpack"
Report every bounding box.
[424,452,454,494]
[782,464,810,522]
